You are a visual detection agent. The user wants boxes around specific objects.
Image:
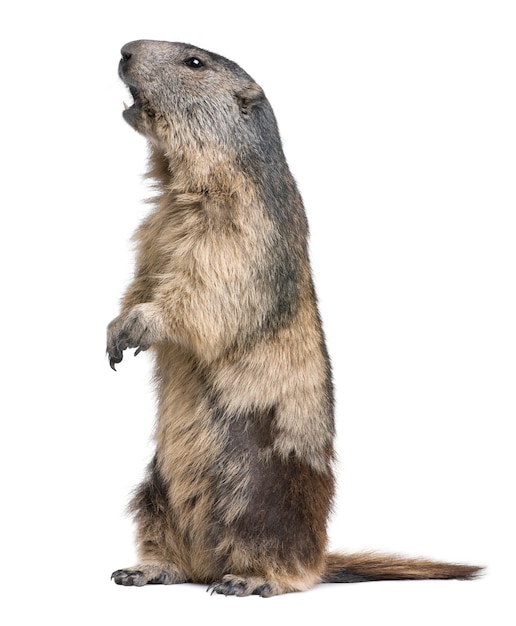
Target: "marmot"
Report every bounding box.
[107,40,482,596]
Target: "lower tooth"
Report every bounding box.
[123,101,128,110]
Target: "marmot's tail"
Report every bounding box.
[323,552,483,583]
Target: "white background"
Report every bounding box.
[1,1,514,624]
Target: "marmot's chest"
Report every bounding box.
[135,205,206,286]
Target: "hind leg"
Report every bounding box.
[112,456,188,587]
[204,439,334,597]
[208,572,319,597]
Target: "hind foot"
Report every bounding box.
[208,574,277,598]
[111,563,186,587]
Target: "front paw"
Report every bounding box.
[106,303,164,370]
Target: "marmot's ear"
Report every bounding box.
[235,82,265,114]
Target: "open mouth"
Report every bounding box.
[123,85,146,112]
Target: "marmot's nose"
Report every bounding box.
[121,41,142,65]
[120,43,136,76]
[120,43,135,65]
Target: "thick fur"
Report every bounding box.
[108,40,482,596]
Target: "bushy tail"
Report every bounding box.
[323,551,483,583]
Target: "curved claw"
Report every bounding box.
[108,348,124,371]
[134,344,150,357]
[207,580,247,597]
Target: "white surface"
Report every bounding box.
[1,1,514,624]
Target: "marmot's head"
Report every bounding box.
[119,40,267,153]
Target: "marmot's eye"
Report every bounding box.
[184,57,204,69]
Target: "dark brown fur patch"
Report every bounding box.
[208,407,334,573]
[129,455,168,521]
[233,452,333,568]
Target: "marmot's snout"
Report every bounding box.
[118,42,154,130]
[118,40,158,86]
